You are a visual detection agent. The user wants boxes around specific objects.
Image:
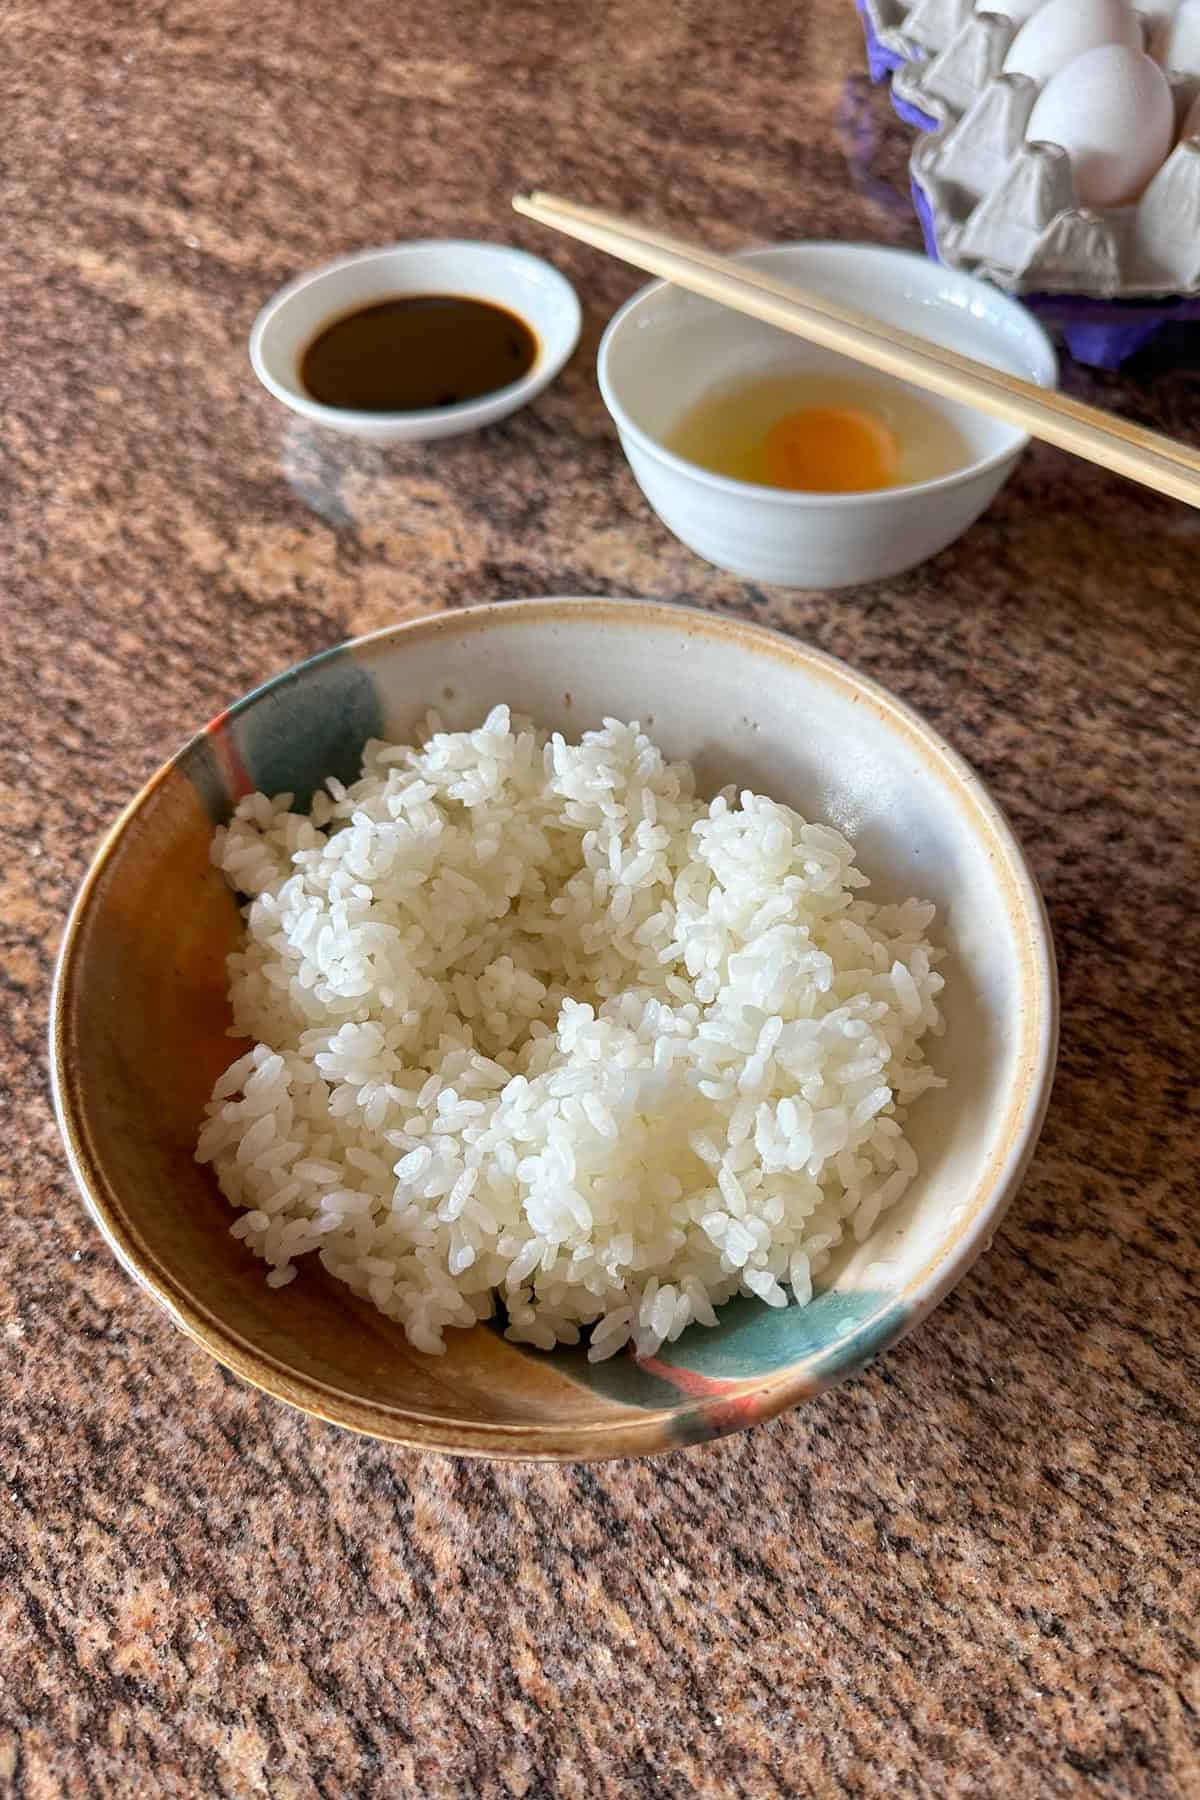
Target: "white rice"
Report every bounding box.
[197,707,945,1361]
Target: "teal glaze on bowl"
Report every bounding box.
[51,598,1057,1459]
[188,643,387,814]
[491,1288,899,1400]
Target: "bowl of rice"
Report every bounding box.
[51,598,1056,1459]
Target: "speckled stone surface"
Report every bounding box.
[3,2,1199,1793]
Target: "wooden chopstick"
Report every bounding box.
[513,190,1200,509]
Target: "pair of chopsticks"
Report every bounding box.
[513,191,1200,512]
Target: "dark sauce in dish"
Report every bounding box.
[299,295,538,412]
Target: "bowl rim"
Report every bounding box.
[248,239,583,430]
[597,242,1060,509]
[50,597,1058,1459]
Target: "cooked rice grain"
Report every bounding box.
[197,708,945,1360]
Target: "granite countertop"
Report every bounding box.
[4,1,1199,1792]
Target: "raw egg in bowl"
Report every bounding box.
[598,242,1058,588]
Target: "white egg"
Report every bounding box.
[1026,45,1174,205]
[1183,88,1200,135]
[977,0,1048,22]
[1004,0,1140,83]
[1152,0,1200,71]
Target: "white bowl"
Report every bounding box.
[249,241,582,443]
[597,243,1058,588]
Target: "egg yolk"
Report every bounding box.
[763,405,899,493]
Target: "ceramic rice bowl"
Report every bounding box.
[51,598,1056,1459]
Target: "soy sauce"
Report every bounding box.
[299,295,538,412]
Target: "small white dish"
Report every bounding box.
[249,241,582,444]
[597,242,1058,589]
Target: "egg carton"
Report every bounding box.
[858,1,1195,101]
[865,0,1200,122]
[854,0,941,124]
[854,0,1200,363]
